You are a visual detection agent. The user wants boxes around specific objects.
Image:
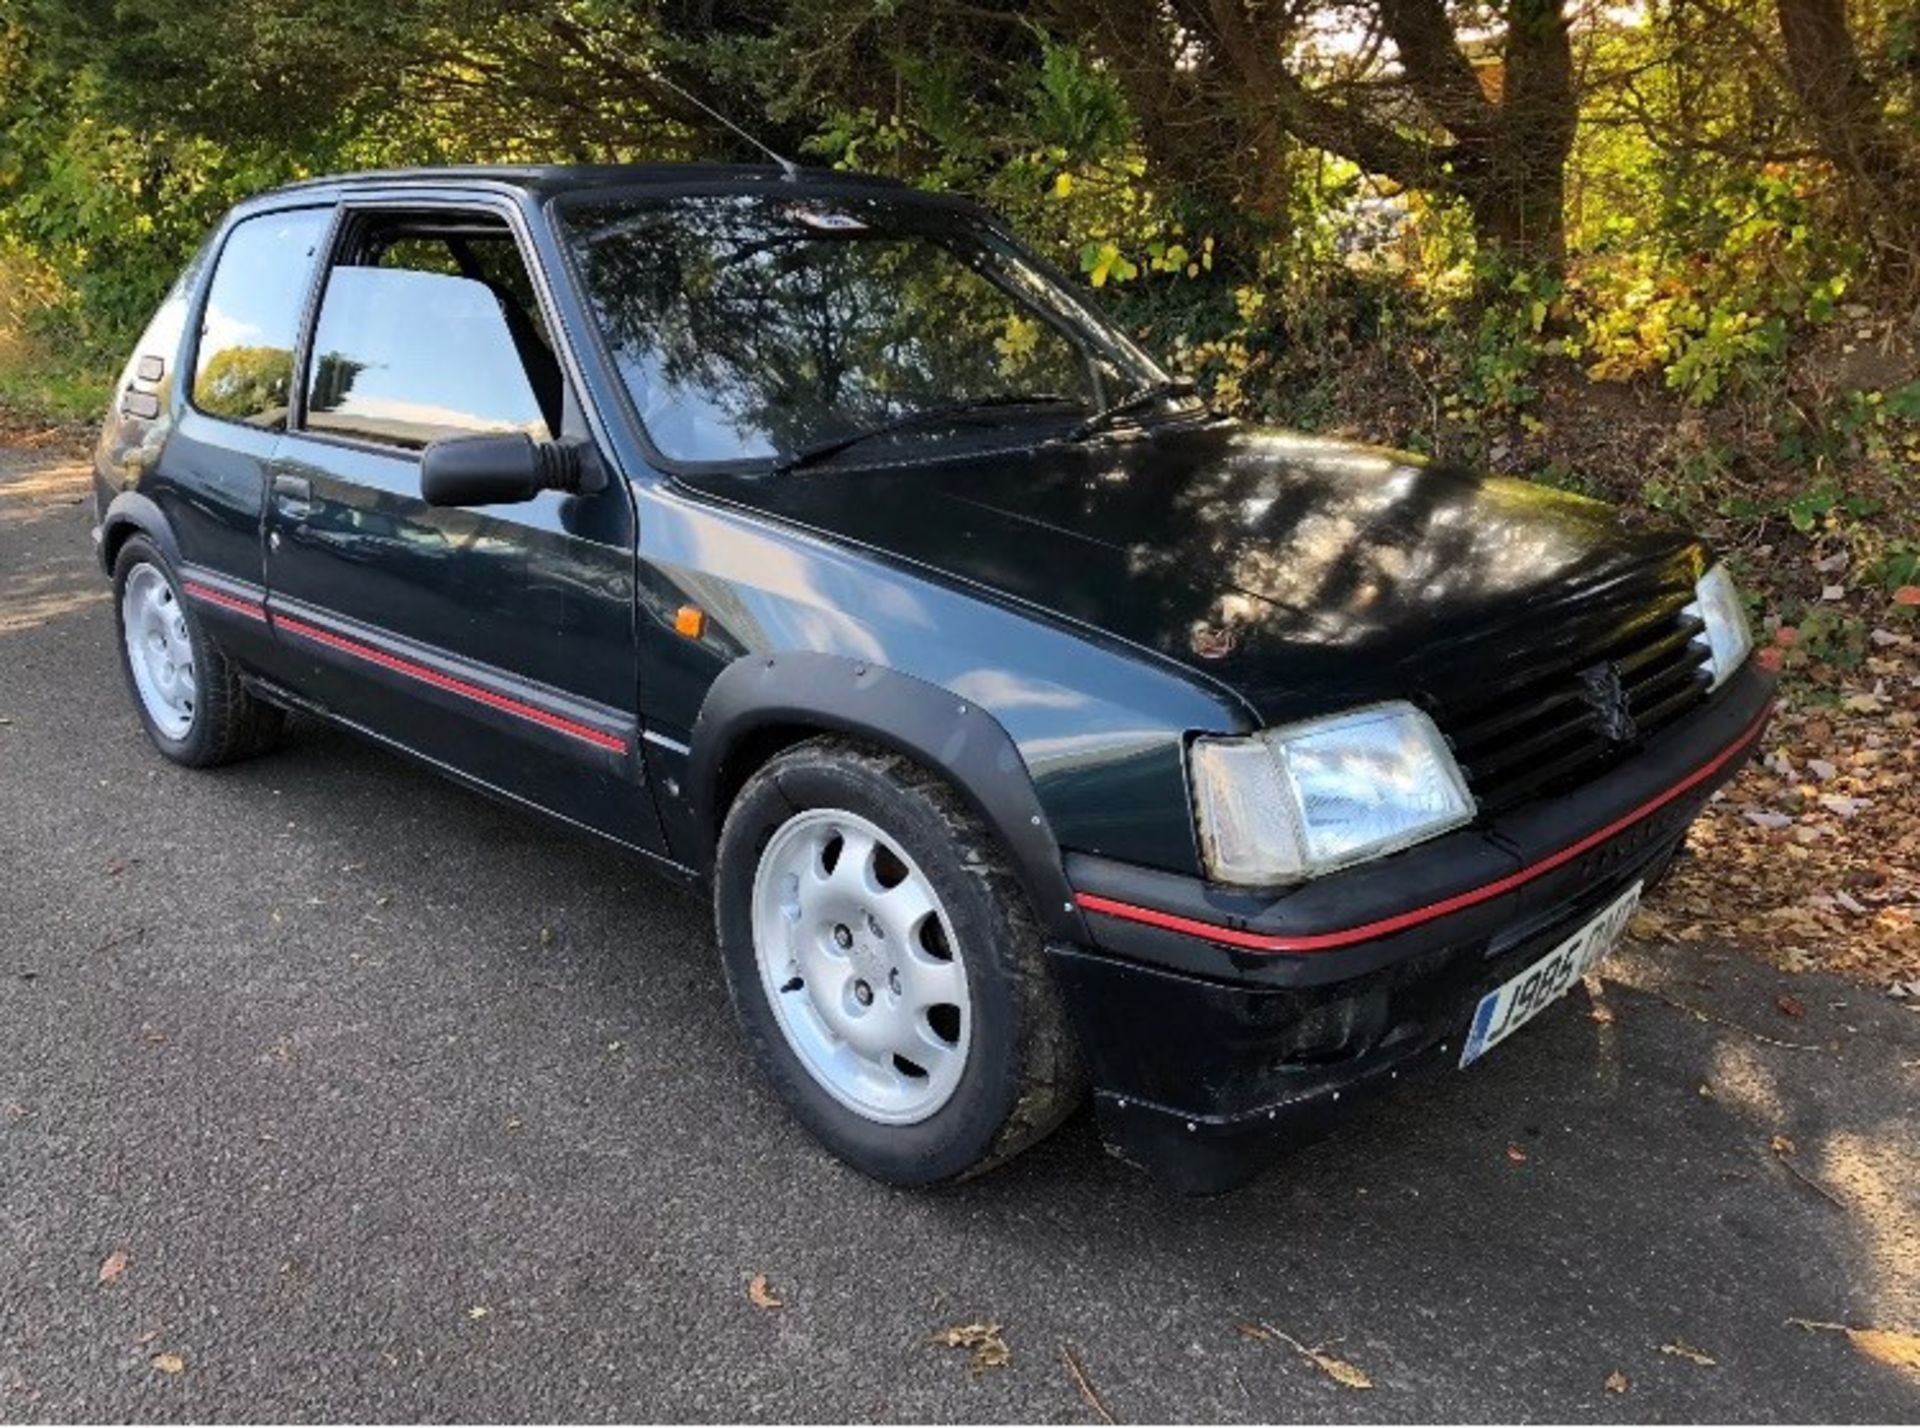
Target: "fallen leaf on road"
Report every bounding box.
[1660,1340,1717,1367]
[1605,1371,1629,1393]
[1589,1002,1615,1025]
[467,1305,490,1320]
[1247,1321,1374,1390]
[1308,1352,1373,1390]
[747,1273,782,1311]
[150,1353,185,1375]
[1697,1083,1715,1099]
[1772,1134,1797,1156]
[1506,1143,1529,1164]
[1629,909,1670,938]
[1060,1341,1115,1424]
[930,1321,1010,1373]
[1777,994,1806,1018]
[98,1250,128,1285]
[1788,1320,1920,1378]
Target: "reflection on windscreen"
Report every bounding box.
[562,194,1146,464]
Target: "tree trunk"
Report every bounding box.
[1459,0,1576,268]
[1056,0,1580,271]
[1774,0,1920,268]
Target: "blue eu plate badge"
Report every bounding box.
[1460,881,1642,1069]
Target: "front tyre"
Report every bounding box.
[715,739,1083,1184]
[111,535,284,767]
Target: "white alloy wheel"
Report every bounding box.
[121,563,196,740]
[749,807,971,1124]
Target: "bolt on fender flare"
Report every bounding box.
[687,652,1090,945]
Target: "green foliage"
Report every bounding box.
[0,0,1915,604]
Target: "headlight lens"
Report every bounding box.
[1190,703,1475,886]
[1688,563,1753,688]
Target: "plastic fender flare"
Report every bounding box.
[98,491,182,575]
[687,652,1090,944]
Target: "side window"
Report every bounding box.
[302,217,558,451]
[192,208,330,428]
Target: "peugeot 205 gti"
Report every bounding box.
[94,165,1773,1192]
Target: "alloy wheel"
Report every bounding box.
[750,807,972,1124]
[122,564,196,740]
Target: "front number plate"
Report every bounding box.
[1459,881,1642,1069]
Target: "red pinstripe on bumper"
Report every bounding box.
[1075,702,1773,954]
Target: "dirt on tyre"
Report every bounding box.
[111,534,285,767]
[714,737,1085,1184]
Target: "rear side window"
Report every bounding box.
[192,208,330,428]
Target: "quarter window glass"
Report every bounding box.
[192,209,329,428]
[303,267,550,450]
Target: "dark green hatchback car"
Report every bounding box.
[94,164,1774,1191]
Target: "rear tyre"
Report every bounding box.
[112,535,284,767]
[715,738,1084,1184]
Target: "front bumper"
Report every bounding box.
[1046,662,1775,1193]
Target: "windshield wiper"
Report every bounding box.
[1066,377,1201,442]
[773,393,1077,474]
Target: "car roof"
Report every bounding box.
[265,162,919,202]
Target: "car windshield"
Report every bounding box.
[558,191,1170,467]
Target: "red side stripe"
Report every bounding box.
[182,582,268,622]
[272,614,628,754]
[1076,702,1773,955]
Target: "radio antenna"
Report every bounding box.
[647,69,802,182]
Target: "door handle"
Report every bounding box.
[272,474,313,502]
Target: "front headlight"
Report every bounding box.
[1688,563,1753,688]
[1190,702,1475,886]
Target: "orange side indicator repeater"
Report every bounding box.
[673,605,706,639]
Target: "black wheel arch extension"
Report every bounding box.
[98,491,181,573]
[686,652,1091,944]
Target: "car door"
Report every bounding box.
[260,195,664,853]
[131,205,332,668]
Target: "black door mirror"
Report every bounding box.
[420,433,601,506]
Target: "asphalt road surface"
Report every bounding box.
[4,442,1918,1422]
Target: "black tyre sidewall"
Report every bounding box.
[111,536,222,765]
[716,747,1026,1185]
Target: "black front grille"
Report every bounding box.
[1443,599,1713,812]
